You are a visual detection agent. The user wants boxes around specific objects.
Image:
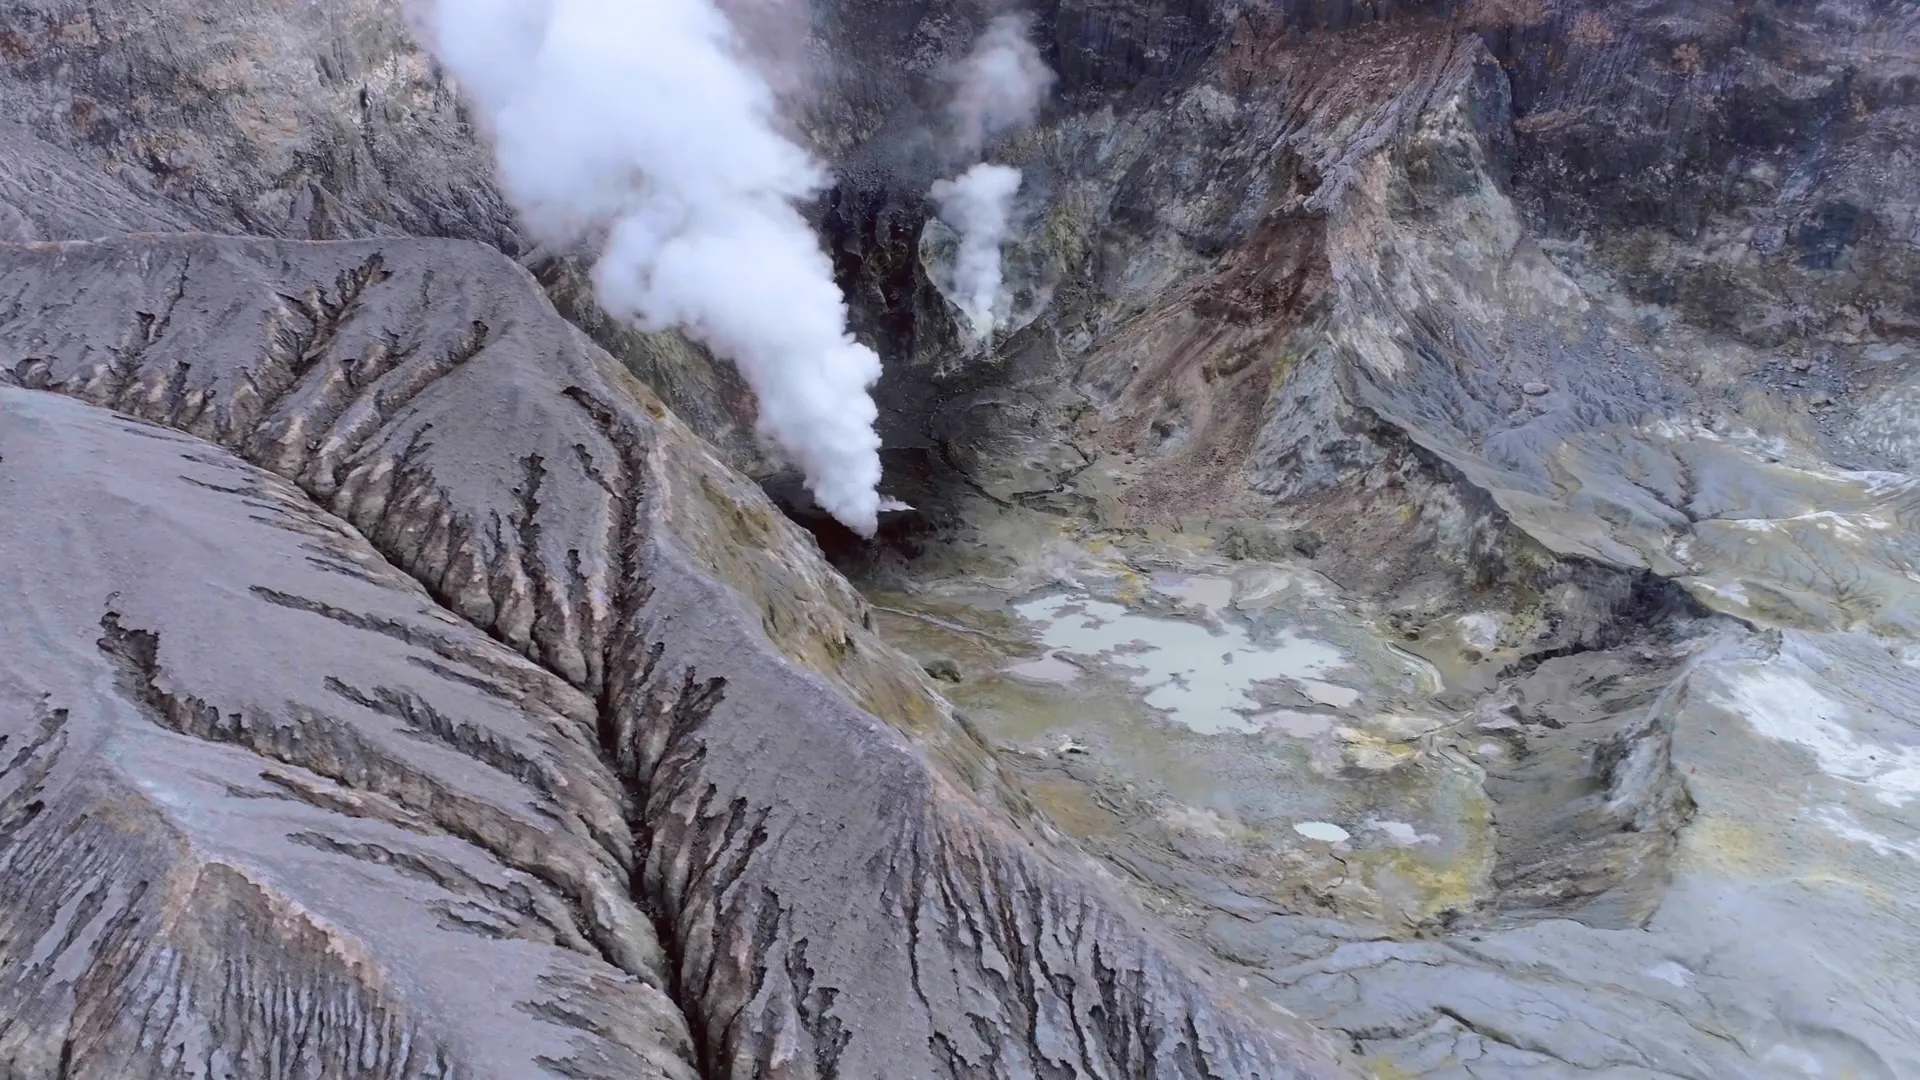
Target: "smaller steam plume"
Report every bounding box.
[931,164,1022,338]
[932,15,1053,343]
[946,14,1055,158]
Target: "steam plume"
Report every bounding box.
[932,15,1052,343]
[431,0,885,536]
[931,164,1022,338]
[947,14,1055,157]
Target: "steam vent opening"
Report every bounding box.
[760,450,942,572]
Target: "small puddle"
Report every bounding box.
[1293,821,1352,843]
[1010,574,1352,734]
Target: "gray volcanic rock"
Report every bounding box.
[0,0,511,245]
[0,385,697,1080]
[0,119,197,242]
[0,234,1354,1078]
[809,0,1918,556]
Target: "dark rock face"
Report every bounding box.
[0,235,1352,1078]
[1500,0,1920,345]
[804,0,1916,550]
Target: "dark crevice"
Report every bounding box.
[247,768,434,834]
[311,318,487,492]
[104,253,192,413]
[0,704,65,853]
[284,831,560,936]
[1494,571,1715,681]
[554,381,767,1078]
[247,585,573,713]
[238,253,386,449]
[605,657,733,1078]
[93,609,641,982]
[321,674,561,798]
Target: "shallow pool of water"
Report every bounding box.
[1009,574,1353,734]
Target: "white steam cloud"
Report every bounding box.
[932,15,1053,343]
[931,164,1022,338]
[946,14,1056,158]
[430,0,885,536]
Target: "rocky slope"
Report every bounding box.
[0,234,1350,1078]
